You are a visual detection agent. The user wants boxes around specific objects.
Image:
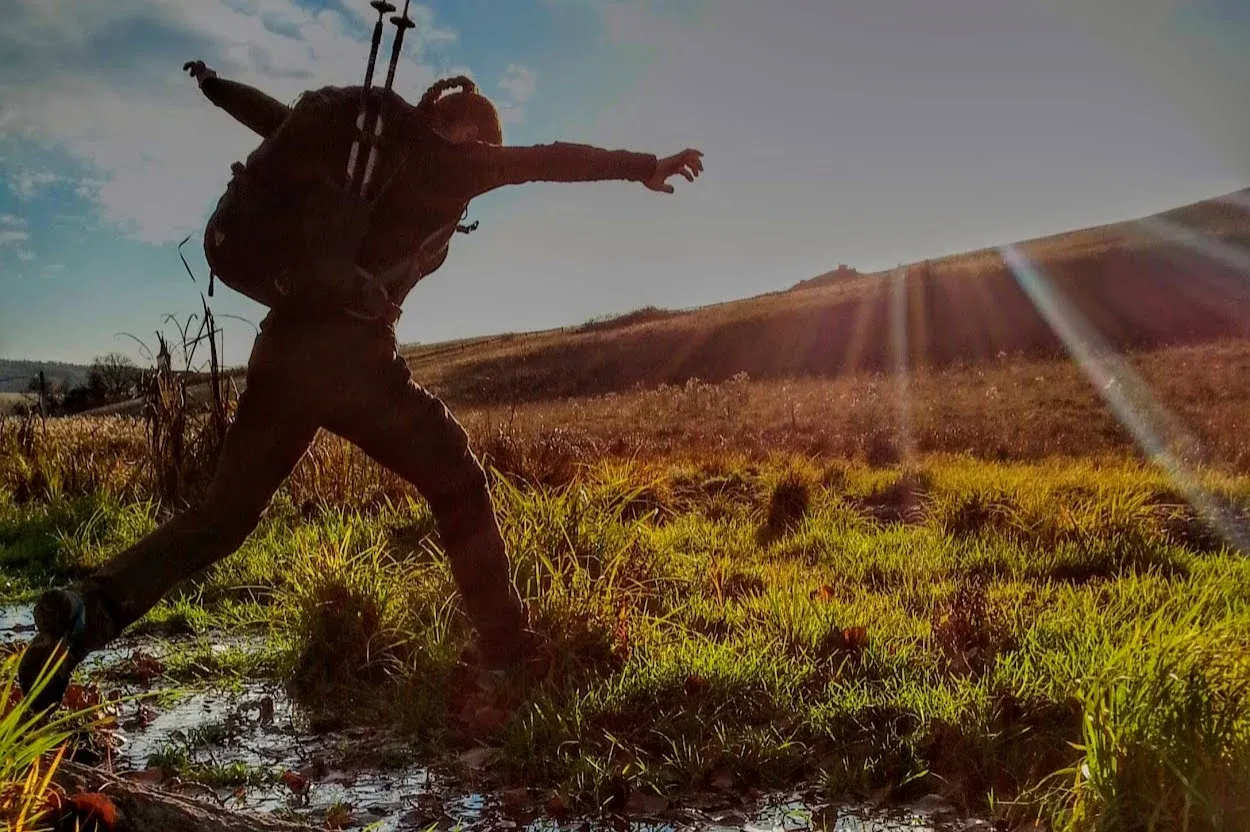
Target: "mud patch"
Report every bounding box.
[4,603,965,830]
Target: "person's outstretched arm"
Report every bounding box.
[436,139,704,199]
[184,60,290,139]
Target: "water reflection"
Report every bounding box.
[3,605,959,831]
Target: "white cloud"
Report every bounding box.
[0,0,458,244]
[10,168,65,200]
[497,64,537,126]
[0,230,31,247]
[0,214,26,228]
[16,249,36,262]
[499,64,537,104]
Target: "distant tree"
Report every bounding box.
[88,352,142,402]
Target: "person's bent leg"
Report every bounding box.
[19,363,318,710]
[327,342,529,669]
[91,383,318,630]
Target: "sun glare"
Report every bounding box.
[1001,244,1248,553]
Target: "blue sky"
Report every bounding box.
[1,0,1249,366]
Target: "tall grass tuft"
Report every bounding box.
[1044,614,1250,831]
[0,653,110,831]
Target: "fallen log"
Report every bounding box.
[53,761,316,832]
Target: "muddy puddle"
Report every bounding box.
[3,605,977,831]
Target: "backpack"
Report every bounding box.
[203,86,417,317]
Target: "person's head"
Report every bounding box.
[418,76,503,145]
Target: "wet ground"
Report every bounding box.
[2,605,981,831]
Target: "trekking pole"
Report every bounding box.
[360,0,415,197]
[347,1,397,193]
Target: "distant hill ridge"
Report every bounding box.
[397,184,1250,405]
[0,360,91,394]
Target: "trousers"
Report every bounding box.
[80,309,528,657]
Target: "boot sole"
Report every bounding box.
[17,633,74,713]
[18,589,88,712]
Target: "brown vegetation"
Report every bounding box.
[5,338,1250,520]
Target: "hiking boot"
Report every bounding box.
[17,588,114,714]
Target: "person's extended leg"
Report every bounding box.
[322,321,530,669]
[18,326,319,710]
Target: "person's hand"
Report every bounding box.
[182,60,217,86]
[644,149,704,194]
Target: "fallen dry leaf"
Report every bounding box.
[63,683,102,711]
[280,770,310,795]
[68,793,118,830]
[125,651,165,686]
[842,626,869,651]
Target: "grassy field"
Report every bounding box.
[3,345,1250,829]
[0,394,30,415]
[5,188,1250,830]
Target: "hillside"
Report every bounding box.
[402,187,1250,406]
[0,359,90,393]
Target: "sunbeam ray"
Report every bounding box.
[1000,244,1249,554]
[890,267,915,462]
[1134,217,1250,285]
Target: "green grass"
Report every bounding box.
[146,737,283,789]
[1,652,115,830]
[3,454,1250,828]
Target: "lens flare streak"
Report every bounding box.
[1135,217,1250,289]
[890,267,915,462]
[1000,244,1248,554]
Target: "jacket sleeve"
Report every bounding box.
[438,141,658,198]
[199,76,291,139]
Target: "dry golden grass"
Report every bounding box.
[6,338,1250,515]
[0,395,29,416]
[453,338,1250,475]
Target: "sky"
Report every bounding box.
[1,0,1249,366]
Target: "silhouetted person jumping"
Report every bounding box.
[18,53,703,712]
